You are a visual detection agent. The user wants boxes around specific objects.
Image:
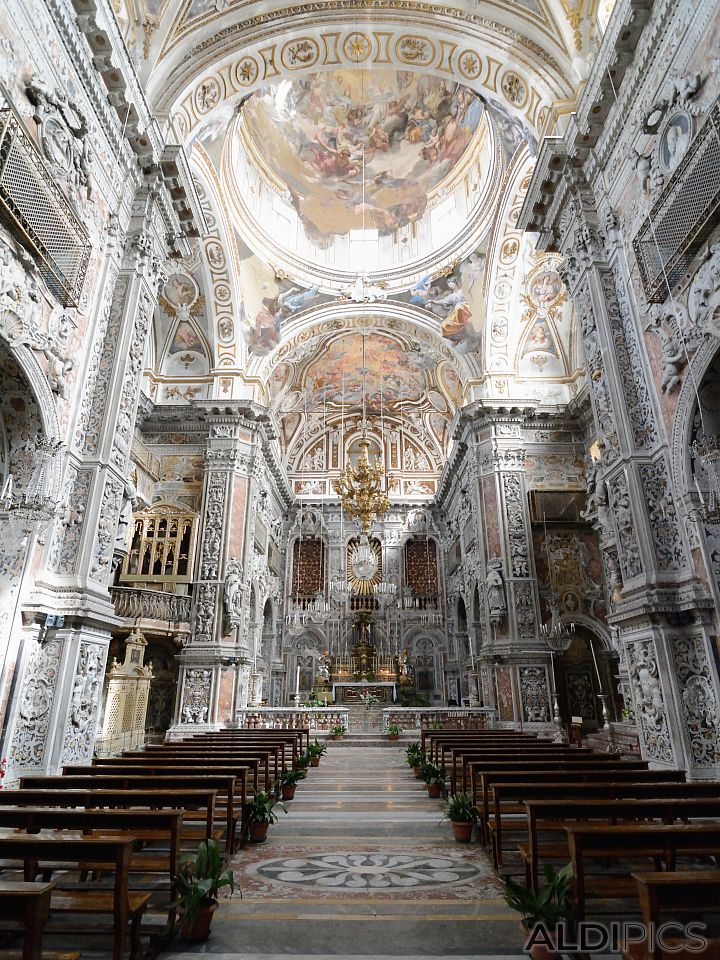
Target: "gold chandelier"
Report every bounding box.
[333,438,390,533]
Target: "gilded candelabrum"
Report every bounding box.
[333,438,390,533]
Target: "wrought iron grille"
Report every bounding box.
[529,489,586,523]
[634,103,720,303]
[0,104,90,307]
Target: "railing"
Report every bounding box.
[110,586,191,623]
[236,707,351,731]
[94,729,147,757]
[381,707,496,732]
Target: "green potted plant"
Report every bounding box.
[171,839,234,941]
[247,790,287,843]
[420,761,446,799]
[387,723,403,741]
[295,749,312,777]
[502,863,574,960]
[329,724,347,740]
[405,743,426,777]
[278,769,304,801]
[308,739,327,767]
[441,792,477,842]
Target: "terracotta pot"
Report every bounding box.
[388,734,399,741]
[249,821,269,843]
[451,820,474,842]
[180,900,218,941]
[413,766,422,778]
[427,783,442,799]
[281,784,297,801]
[310,757,320,767]
[330,735,343,740]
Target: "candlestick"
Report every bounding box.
[589,638,602,689]
[295,664,300,694]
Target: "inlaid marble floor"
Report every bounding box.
[163,744,524,959]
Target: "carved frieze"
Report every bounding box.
[626,637,675,765]
[9,639,63,769]
[638,460,688,572]
[669,634,720,768]
[519,666,549,722]
[60,642,105,764]
[180,669,211,723]
[608,474,643,582]
[502,473,529,578]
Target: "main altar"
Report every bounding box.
[314,610,411,704]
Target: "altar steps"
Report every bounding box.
[321,732,417,747]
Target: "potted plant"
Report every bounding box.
[420,761,446,799]
[329,724,347,740]
[295,749,311,777]
[387,723,403,741]
[405,743,426,777]
[502,863,574,960]
[441,792,477,842]
[247,790,287,843]
[171,839,234,941]
[278,769,303,801]
[308,739,327,767]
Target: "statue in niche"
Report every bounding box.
[224,558,244,624]
[485,557,506,625]
[114,476,138,556]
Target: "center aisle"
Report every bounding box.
[165,742,524,960]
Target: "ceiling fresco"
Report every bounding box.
[240,70,487,242]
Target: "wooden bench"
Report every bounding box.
[0,807,184,931]
[64,760,259,795]
[0,835,150,960]
[20,774,242,852]
[475,770,687,844]
[0,788,218,848]
[483,781,719,872]
[622,871,720,960]
[451,746,602,794]
[565,823,720,920]
[521,797,720,888]
[0,881,74,960]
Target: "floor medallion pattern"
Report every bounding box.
[253,852,484,889]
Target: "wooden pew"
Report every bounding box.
[484,781,719,873]
[63,760,259,795]
[0,788,218,847]
[475,769,687,844]
[423,731,537,763]
[0,881,74,960]
[0,807,184,932]
[623,871,720,960]
[565,823,720,921]
[86,755,267,792]
[20,773,242,852]
[0,835,150,960]
[452,747,603,794]
[522,797,720,887]
[126,745,283,784]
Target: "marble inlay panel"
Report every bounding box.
[252,852,483,890]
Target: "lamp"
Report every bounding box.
[333,438,390,533]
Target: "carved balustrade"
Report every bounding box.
[110,586,191,624]
[236,706,351,731]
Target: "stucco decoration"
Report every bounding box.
[626,637,675,765]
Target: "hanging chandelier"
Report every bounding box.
[691,435,720,525]
[373,579,397,608]
[540,597,575,652]
[333,438,390,533]
[330,573,351,605]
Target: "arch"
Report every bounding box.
[149,12,577,132]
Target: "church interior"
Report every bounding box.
[1,0,720,956]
